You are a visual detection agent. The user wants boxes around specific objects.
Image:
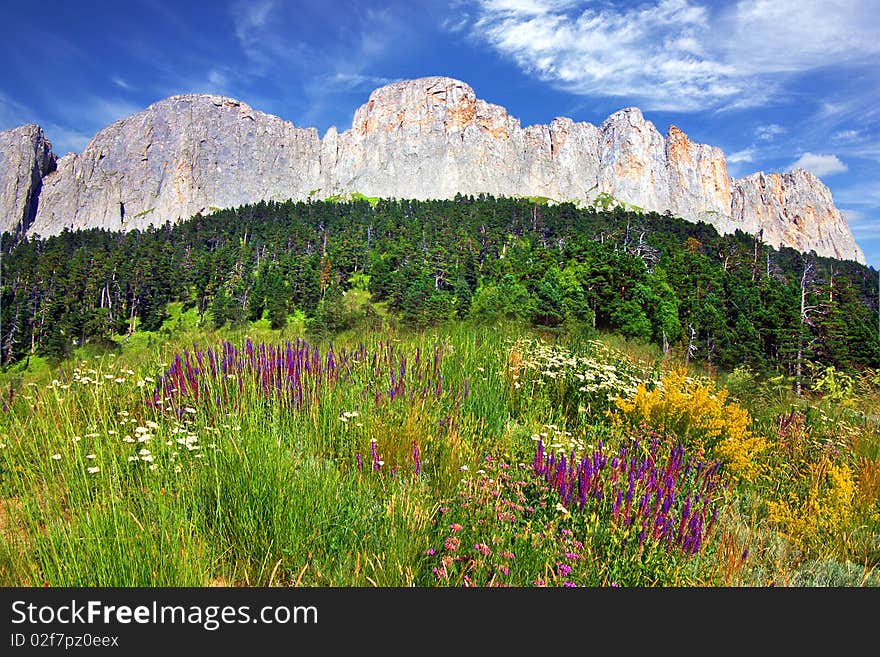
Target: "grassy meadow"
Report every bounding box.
[0,303,878,587]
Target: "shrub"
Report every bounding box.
[613,368,767,483]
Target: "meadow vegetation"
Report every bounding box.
[1,306,877,587]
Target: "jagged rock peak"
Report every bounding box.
[0,124,56,234]
[352,76,520,138]
[601,106,650,128]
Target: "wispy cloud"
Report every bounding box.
[111,77,135,91]
[728,147,757,163]
[0,92,33,130]
[788,152,848,177]
[456,0,880,112]
[756,124,785,141]
[42,124,92,154]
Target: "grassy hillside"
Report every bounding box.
[1,309,877,587]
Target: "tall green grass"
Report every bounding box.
[0,318,877,586]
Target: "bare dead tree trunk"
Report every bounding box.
[686,324,697,364]
[797,258,816,397]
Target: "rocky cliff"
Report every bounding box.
[0,76,866,263]
[28,95,322,235]
[0,124,56,235]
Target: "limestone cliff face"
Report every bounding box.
[29,95,322,236]
[3,76,866,264]
[731,170,864,263]
[665,125,732,223]
[0,124,56,235]
[598,107,669,212]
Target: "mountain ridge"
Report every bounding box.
[0,76,866,264]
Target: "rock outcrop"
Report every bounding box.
[730,170,864,263]
[29,95,322,236]
[2,76,866,264]
[0,124,56,235]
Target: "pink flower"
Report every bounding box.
[474,543,491,556]
[449,523,463,532]
[444,536,461,552]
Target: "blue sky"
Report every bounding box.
[2,0,879,268]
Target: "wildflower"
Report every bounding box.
[86,466,100,474]
[51,453,62,460]
[444,537,461,552]
[474,543,491,556]
[174,465,182,473]
[86,454,96,460]
[146,421,158,429]
[185,407,197,414]
[149,464,158,471]
[460,465,469,472]
[449,523,463,533]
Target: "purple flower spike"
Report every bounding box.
[370,440,380,472]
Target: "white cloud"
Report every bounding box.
[756,124,784,141]
[788,152,848,177]
[458,0,880,111]
[207,69,228,90]
[42,124,92,155]
[833,129,860,142]
[841,209,864,223]
[727,147,757,163]
[0,92,32,131]
[111,77,134,91]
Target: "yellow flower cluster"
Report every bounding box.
[765,459,857,553]
[613,368,766,482]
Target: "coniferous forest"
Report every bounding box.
[2,195,877,375]
[1,195,879,590]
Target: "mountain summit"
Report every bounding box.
[0,76,865,263]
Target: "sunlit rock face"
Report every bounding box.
[5,76,864,263]
[29,95,322,236]
[731,170,865,263]
[0,124,56,234]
